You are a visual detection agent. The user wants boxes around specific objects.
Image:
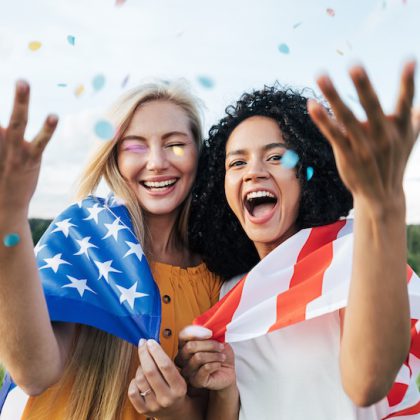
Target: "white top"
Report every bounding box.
[221,280,389,420]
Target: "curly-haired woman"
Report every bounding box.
[177,61,419,420]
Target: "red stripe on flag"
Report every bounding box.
[387,383,409,407]
[407,265,414,283]
[383,399,420,419]
[194,274,247,342]
[268,221,346,331]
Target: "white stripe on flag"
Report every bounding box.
[1,386,28,419]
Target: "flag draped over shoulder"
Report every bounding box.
[194,219,420,419]
[0,195,161,414]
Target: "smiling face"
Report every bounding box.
[117,100,198,218]
[224,116,301,258]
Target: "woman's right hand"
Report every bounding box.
[0,80,58,212]
[176,326,236,391]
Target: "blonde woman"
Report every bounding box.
[0,80,221,419]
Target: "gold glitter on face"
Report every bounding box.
[172,146,185,157]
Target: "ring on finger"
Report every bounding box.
[140,388,152,398]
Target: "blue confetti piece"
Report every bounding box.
[278,43,290,54]
[293,22,302,29]
[197,76,214,89]
[92,74,106,91]
[281,150,299,169]
[57,83,67,87]
[94,120,115,140]
[67,35,76,46]
[3,233,20,247]
[306,166,314,181]
[121,74,130,88]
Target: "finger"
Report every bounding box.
[178,325,213,348]
[134,366,153,397]
[412,106,420,140]
[307,99,350,151]
[7,80,30,144]
[176,338,224,370]
[349,65,386,134]
[139,340,171,394]
[315,74,363,143]
[128,379,148,414]
[191,362,222,388]
[182,351,226,379]
[147,339,186,391]
[395,60,416,126]
[31,114,58,156]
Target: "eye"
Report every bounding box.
[167,143,186,157]
[267,154,283,162]
[228,160,246,168]
[122,144,148,153]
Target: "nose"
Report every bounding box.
[146,145,169,171]
[243,159,269,182]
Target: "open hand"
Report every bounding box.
[0,81,58,211]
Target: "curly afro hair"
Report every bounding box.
[189,84,353,280]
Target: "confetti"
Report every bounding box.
[115,0,126,5]
[278,43,290,54]
[74,84,85,97]
[326,8,335,17]
[346,40,352,50]
[197,76,215,89]
[67,35,76,46]
[92,74,106,91]
[281,150,299,169]
[293,22,303,29]
[57,83,67,87]
[307,167,314,181]
[28,41,42,51]
[3,233,20,247]
[172,146,185,157]
[94,120,116,140]
[336,49,344,56]
[121,74,130,88]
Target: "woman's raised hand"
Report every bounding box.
[0,81,58,212]
[308,61,416,208]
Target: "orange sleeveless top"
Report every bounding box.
[21,262,222,420]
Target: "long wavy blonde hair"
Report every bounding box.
[50,80,203,420]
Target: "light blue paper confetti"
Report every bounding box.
[278,43,290,54]
[307,166,314,181]
[57,83,67,87]
[67,35,76,46]
[197,76,214,89]
[121,74,130,88]
[281,150,299,169]
[94,120,115,140]
[293,22,302,29]
[92,74,106,91]
[3,233,20,247]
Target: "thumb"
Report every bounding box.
[179,325,213,347]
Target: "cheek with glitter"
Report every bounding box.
[3,233,20,247]
[171,146,185,157]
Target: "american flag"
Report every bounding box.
[0,194,161,413]
[194,219,420,419]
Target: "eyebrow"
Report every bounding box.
[226,142,287,158]
[120,131,189,142]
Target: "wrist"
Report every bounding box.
[211,383,239,401]
[353,195,406,223]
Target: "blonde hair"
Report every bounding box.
[58,80,204,419]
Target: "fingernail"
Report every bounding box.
[139,338,146,347]
[16,80,28,94]
[147,339,158,348]
[47,114,59,125]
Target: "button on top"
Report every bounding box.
[162,294,171,304]
[162,328,172,338]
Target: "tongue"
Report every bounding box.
[253,203,275,218]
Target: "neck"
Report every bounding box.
[254,225,299,260]
[144,211,198,267]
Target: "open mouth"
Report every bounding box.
[141,178,178,191]
[244,190,278,218]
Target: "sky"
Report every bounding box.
[1,0,419,222]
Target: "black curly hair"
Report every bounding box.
[189,84,353,280]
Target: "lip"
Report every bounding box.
[139,176,179,197]
[141,176,179,183]
[242,187,279,225]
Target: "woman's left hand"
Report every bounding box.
[128,339,188,418]
[308,61,416,208]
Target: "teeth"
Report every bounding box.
[246,191,275,201]
[144,179,177,188]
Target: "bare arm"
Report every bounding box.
[0,81,74,395]
[308,62,415,406]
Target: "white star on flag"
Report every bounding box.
[74,237,98,259]
[116,281,148,310]
[83,203,105,224]
[94,259,122,282]
[40,253,71,273]
[102,218,128,241]
[123,241,144,261]
[63,275,96,297]
[51,219,77,237]
[34,243,46,257]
